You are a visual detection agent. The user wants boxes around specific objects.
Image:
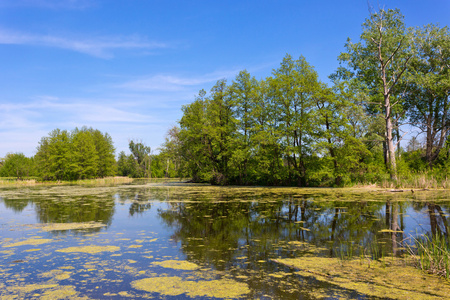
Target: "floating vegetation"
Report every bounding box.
[274,257,450,299]
[153,260,200,270]
[2,183,450,299]
[37,222,107,232]
[56,245,120,254]
[2,238,53,248]
[39,269,73,281]
[131,276,250,298]
[3,283,87,300]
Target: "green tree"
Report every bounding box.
[339,8,413,180]
[269,54,318,185]
[35,127,116,181]
[69,127,99,179]
[35,129,71,180]
[179,91,210,182]
[249,78,283,185]
[128,140,151,178]
[90,128,116,177]
[0,153,35,179]
[203,79,235,185]
[159,126,185,178]
[405,24,450,168]
[117,151,133,177]
[228,70,259,184]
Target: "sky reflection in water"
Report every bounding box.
[0,185,449,299]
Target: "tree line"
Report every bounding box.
[0,128,176,181]
[159,8,450,186]
[1,8,448,186]
[0,127,116,180]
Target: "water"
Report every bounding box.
[1,184,449,299]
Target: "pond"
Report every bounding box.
[1,183,450,299]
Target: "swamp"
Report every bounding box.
[1,181,450,299]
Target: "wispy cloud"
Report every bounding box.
[0,95,171,157]
[118,69,242,91]
[0,28,168,58]
[0,0,95,10]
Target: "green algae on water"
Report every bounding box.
[131,276,250,298]
[3,238,53,248]
[38,221,106,232]
[152,260,199,270]
[56,245,120,254]
[274,256,450,299]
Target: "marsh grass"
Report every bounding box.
[409,233,450,279]
[0,177,38,186]
[337,237,389,268]
[68,177,134,186]
[380,173,450,189]
[0,176,134,187]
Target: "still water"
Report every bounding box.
[1,183,450,299]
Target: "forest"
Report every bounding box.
[0,8,449,187]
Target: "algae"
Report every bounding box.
[152,260,200,270]
[131,276,250,298]
[56,245,120,254]
[274,256,450,299]
[2,238,53,248]
[38,221,106,232]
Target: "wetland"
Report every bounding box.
[1,182,450,299]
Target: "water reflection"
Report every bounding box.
[154,191,450,263]
[1,186,450,299]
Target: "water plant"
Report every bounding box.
[411,232,450,279]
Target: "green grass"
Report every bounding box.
[0,176,134,187]
[411,233,450,279]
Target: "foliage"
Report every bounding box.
[165,54,387,186]
[1,7,448,187]
[34,127,116,181]
[156,7,449,187]
[0,153,35,178]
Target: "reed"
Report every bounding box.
[0,176,134,187]
[410,233,450,279]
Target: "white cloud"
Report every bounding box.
[118,69,242,91]
[0,28,168,58]
[0,95,174,157]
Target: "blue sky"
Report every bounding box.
[0,0,449,158]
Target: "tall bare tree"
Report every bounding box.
[339,8,413,180]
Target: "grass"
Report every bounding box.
[380,173,450,189]
[410,233,450,279]
[0,176,134,187]
[336,237,388,268]
[0,176,187,187]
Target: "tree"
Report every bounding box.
[269,54,318,185]
[203,79,235,185]
[159,126,185,178]
[179,90,211,182]
[35,127,116,181]
[35,129,71,180]
[228,70,259,184]
[0,153,35,179]
[405,24,450,168]
[249,78,283,185]
[117,151,133,177]
[90,128,116,177]
[339,8,413,180]
[129,140,151,178]
[69,127,99,179]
